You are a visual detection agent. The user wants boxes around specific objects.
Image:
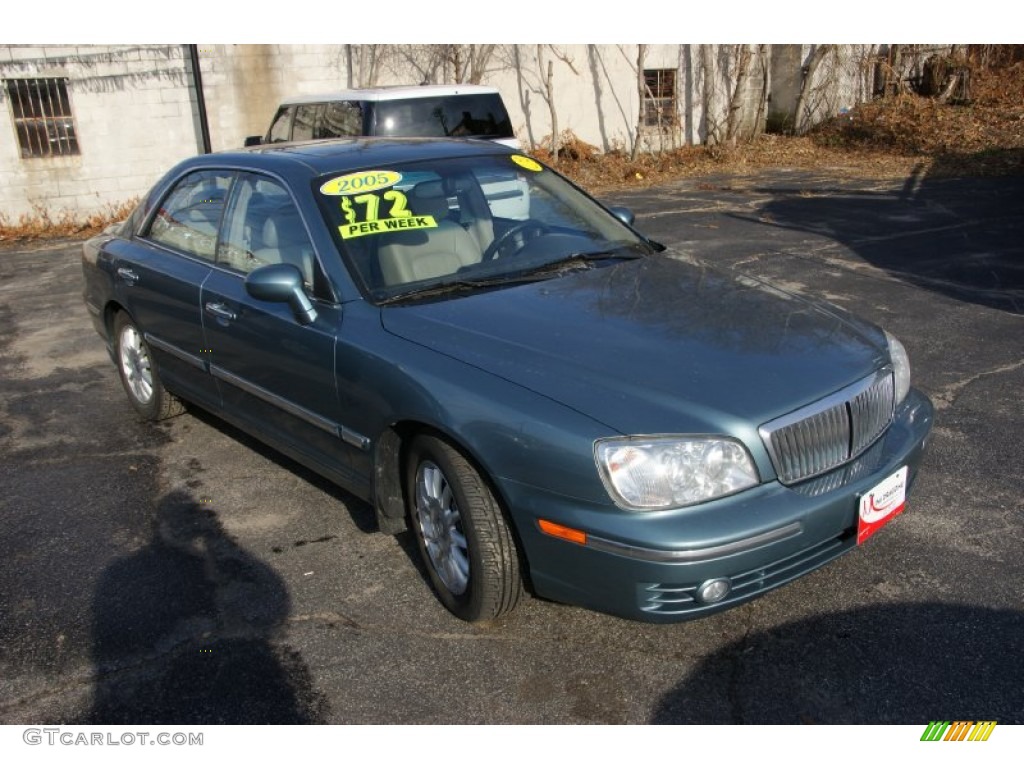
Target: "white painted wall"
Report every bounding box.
[197,44,349,151]
[0,45,199,220]
[1,43,908,220]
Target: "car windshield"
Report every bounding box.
[315,153,653,303]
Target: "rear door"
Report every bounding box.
[112,168,234,409]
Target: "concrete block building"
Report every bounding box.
[0,44,898,220]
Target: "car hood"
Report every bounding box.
[381,254,889,436]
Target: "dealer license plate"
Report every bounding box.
[857,466,908,545]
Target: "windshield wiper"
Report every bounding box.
[563,247,645,262]
[375,249,644,306]
[376,267,572,306]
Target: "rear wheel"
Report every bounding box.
[406,434,523,622]
[113,312,184,421]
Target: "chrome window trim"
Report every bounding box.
[209,364,369,451]
[143,333,207,371]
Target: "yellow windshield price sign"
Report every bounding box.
[320,170,403,196]
[337,188,438,240]
[340,214,437,240]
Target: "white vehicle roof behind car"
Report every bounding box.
[279,84,502,107]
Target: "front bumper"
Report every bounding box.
[502,388,934,623]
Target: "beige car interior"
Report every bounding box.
[377,181,485,286]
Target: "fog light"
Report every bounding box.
[696,578,731,604]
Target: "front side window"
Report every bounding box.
[217,172,317,289]
[5,77,79,158]
[318,101,363,138]
[145,170,234,260]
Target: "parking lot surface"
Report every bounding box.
[1,170,1021,724]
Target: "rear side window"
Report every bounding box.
[373,94,513,139]
[145,170,234,260]
[286,102,364,141]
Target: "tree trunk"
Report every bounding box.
[546,57,558,161]
[699,44,719,146]
[726,44,753,143]
[468,45,496,84]
[512,46,537,151]
[794,44,834,134]
[631,44,646,161]
[884,44,903,96]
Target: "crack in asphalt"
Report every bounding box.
[931,359,1024,410]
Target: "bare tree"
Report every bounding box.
[532,45,578,161]
[346,44,391,88]
[699,44,724,145]
[882,44,904,97]
[392,44,499,85]
[391,45,447,84]
[509,46,537,151]
[539,46,558,160]
[631,44,647,161]
[725,44,754,143]
[752,44,770,139]
[450,44,497,84]
[794,44,836,133]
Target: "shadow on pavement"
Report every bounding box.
[85,489,328,724]
[184,405,379,535]
[652,602,1024,724]
[743,165,1024,314]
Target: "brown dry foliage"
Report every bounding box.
[810,60,1024,174]
[539,59,1024,193]
[0,199,139,245]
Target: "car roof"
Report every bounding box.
[196,137,516,177]
[278,84,501,106]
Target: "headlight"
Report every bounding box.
[594,436,759,511]
[885,331,911,404]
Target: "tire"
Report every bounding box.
[113,312,185,421]
[406,434,524,622]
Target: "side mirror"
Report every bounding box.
[244,263,317,325]
[607,206,635,226]
[244,135,264,147]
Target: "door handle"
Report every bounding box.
[116,267,139,284]
[204,302,237,321]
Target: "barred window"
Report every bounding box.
[643,69,676,128]
[5,77,80,158]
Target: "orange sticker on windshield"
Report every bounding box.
[510,154,542,172]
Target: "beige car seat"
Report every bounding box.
[377,181,482,285]
[256,208,315,287]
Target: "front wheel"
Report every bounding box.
[406,434,524,622]
[113,312,184,421]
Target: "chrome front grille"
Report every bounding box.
[760,368,895,485]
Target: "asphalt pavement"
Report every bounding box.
[1,169,1021,725]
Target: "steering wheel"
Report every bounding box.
[482,221,550,260]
